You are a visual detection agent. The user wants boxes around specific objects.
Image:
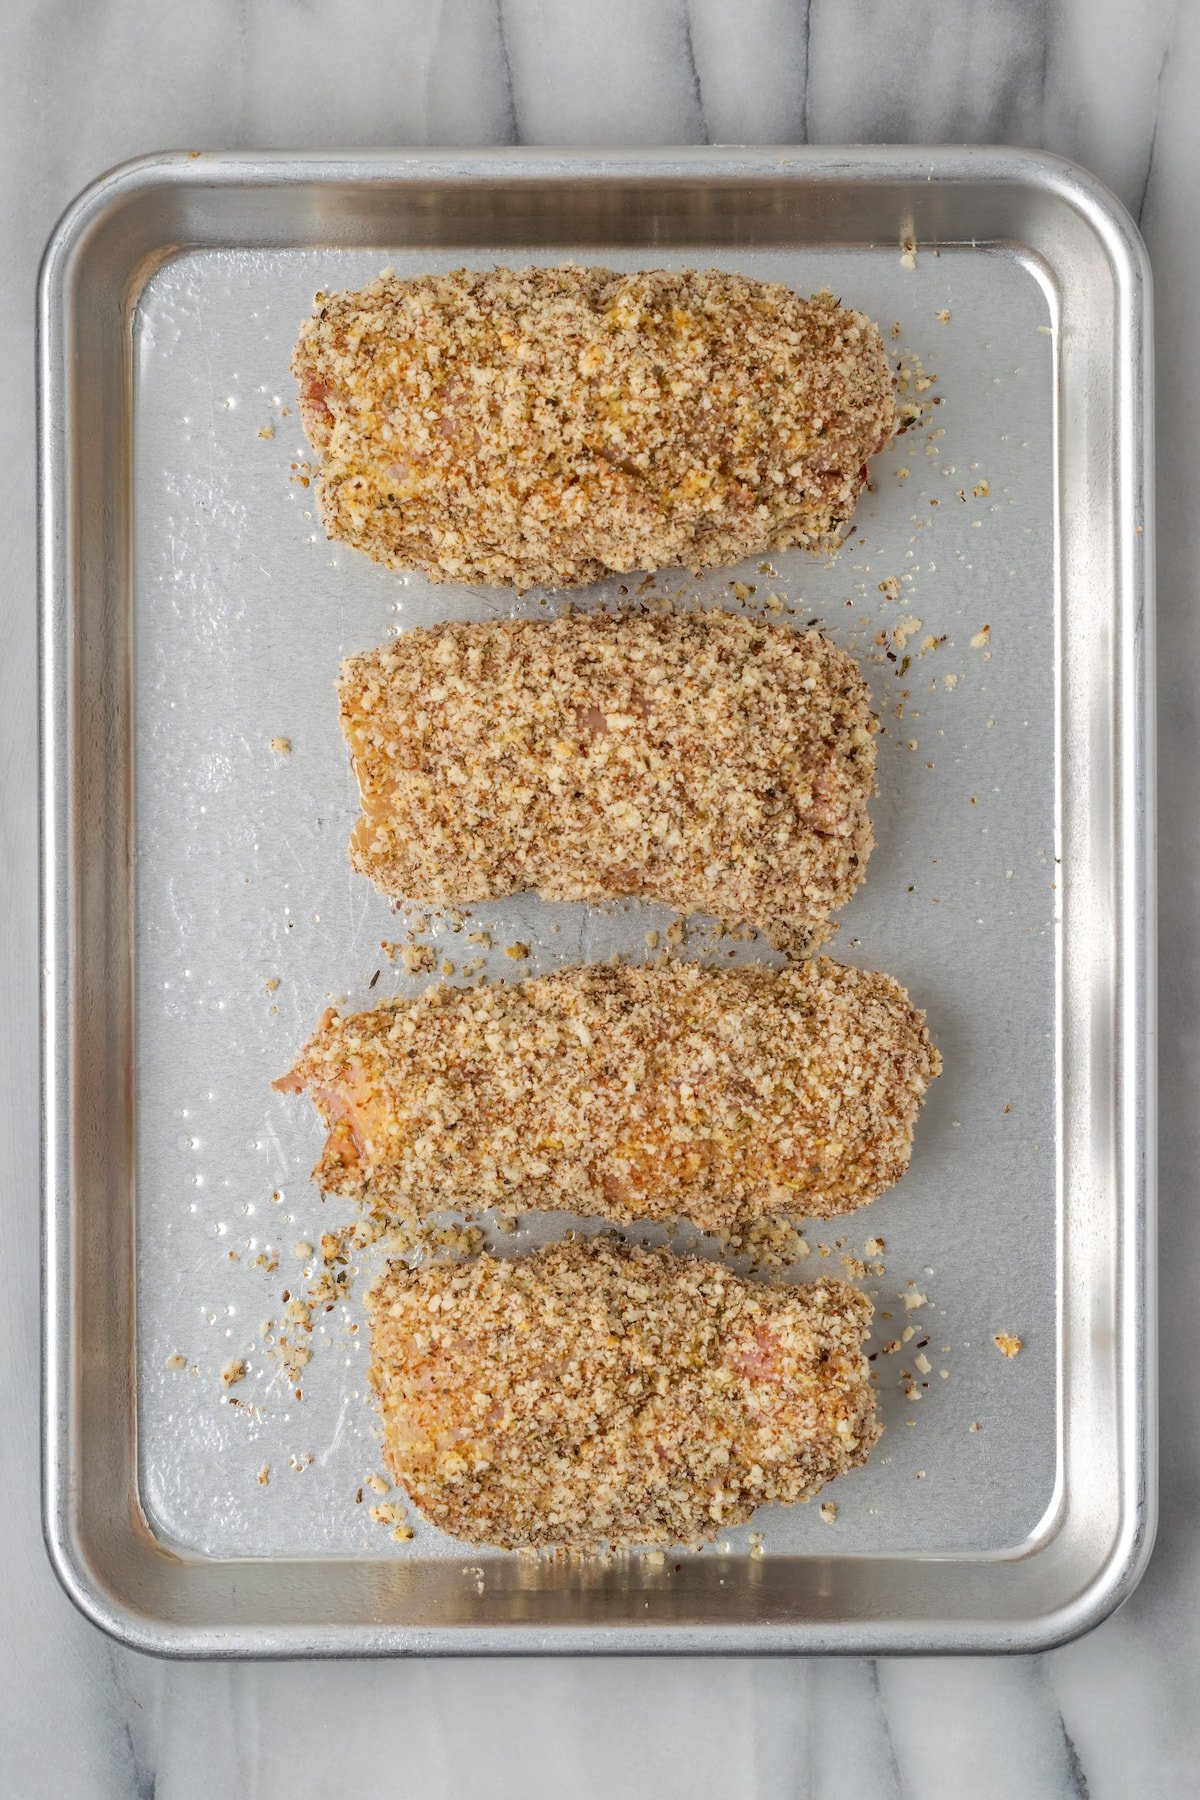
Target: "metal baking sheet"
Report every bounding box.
[40,147,1154,1655]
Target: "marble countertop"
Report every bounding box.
[2,1,1194,1794]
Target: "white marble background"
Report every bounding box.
[1,1,1194,1795]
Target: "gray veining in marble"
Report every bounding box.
[2,0,1195,1795]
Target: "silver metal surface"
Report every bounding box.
[40,147,1155,1656]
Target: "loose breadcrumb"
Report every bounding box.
[221,1358,248,1387]
[892,615,923,650]
[340,609,877,944]
[293,267,896,587]
[277,958,940,1231]
[400,943,435,976]
[716,1216,811,1272]
[819,1501,838,1523]
[269,736,291,754]
[369,1501,407,1529]
[165,1353,187,1372]
[994,1334,1022,1359]
[368,1240,880,1550]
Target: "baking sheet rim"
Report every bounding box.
[38,143,1156,1655]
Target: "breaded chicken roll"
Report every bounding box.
[341,609,877,944]
[369,1240,880,1549]
[293,266,896,587]
[276,958,940,1231]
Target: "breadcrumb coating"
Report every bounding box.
[276,958,940,1231]
[368,1239,881,1550]
[293,266,896,588]
[341,609,877,943]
